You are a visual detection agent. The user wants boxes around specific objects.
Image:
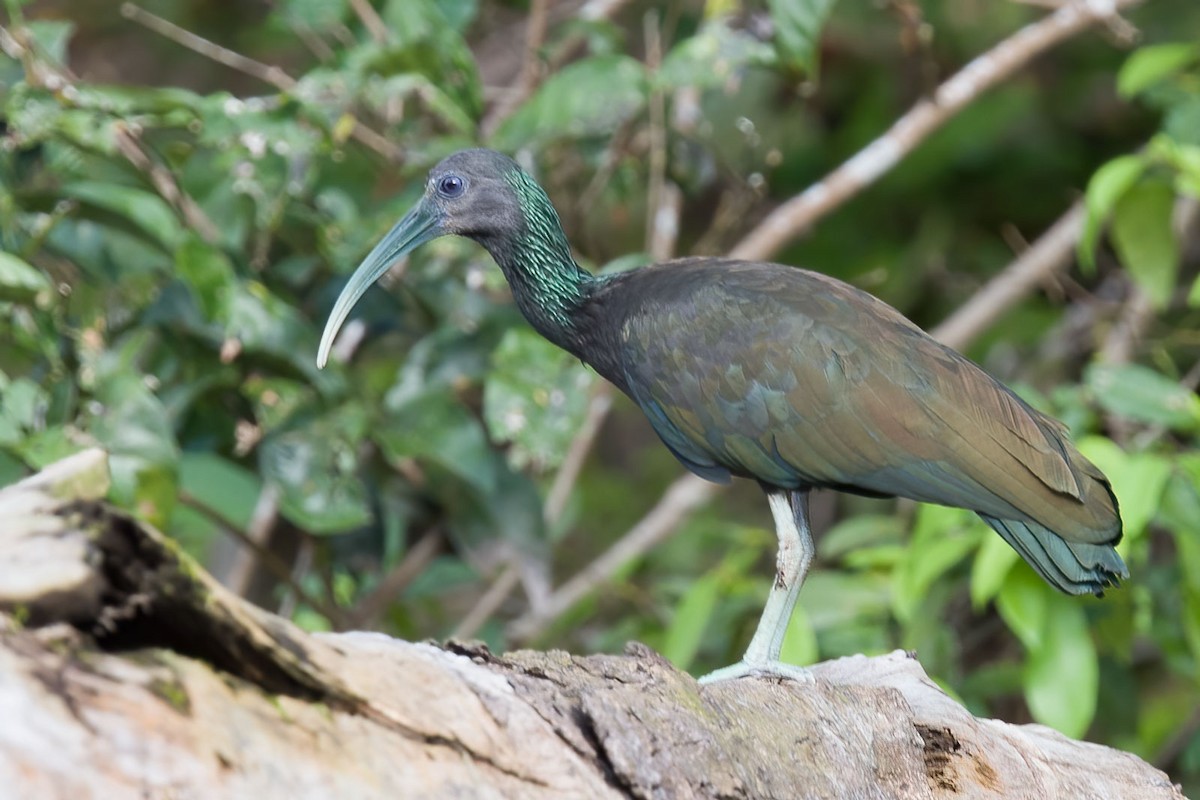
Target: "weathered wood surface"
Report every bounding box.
[0,451,1185,799]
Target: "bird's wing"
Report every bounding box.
[616,262,1116,543]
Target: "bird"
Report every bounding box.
[317,148,1127,684]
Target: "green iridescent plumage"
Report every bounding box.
[318,148,1127,682]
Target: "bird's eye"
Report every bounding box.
[437,175,466,198]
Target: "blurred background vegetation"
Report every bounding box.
[2,0,1199,789]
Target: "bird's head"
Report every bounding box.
[317,149,535,368]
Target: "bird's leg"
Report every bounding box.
[698,489,815,685]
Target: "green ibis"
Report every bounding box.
[317,149,1126,683]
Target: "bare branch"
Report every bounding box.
[347,0,390,44]
[341,529,442,630]
[480,0,638,139]
[120,4,296,91]
[451,562,520,639]
[544,383,615,526]
[642,12,683,265]
[224,484,281,598]
[480,0,550,138]
[508,473,717,643]
[730,0,1146,262]
[278,533,314,619]
[112,124,223,243]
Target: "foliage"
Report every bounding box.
[1,0,1199,789]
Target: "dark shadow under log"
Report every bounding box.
[0,451,1184,799]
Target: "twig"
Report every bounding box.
[120,4,296,91]
[480,0,638,139]
[931,201,1085,350]
[289,21,337,63]
[340,528,442,630]
[543,383,615,527]
[278,533,314,619]
[1098,193,1196,365]
[178,491,345,625]
[729,0,1145,262]
[120,3,403,163]
[1099,282,1154,365]
[113,124,223,243]
[1153,704,1200,770]
[480,0,550,138]
[886,0,939,96]
[224,484,282,597]
[643,11,682,265]
[451,563,520,639]
[347,0,390,44]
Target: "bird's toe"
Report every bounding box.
[697,660,815,686]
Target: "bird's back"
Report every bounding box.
[583,258,1125,594]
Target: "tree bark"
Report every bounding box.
[0,451,1184,799]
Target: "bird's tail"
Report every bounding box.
[978,513,1128,596]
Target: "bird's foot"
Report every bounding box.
[697,659,815,686]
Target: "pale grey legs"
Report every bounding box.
[698,489,815,684]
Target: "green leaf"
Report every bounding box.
[663,572,722,669]
[970,532,1021,609]
[1162,457,1200,593]
[221,280,321,379]
[1023,595,1098,739]
[996,566,1048,650]
[89,374,179,527]
[492,55,647,149]
[1110,179,1180,308]
[1079,155,1145,271]
[1189,273,1200,307]
[376,390,499,495]
[1086,363,1200,432]
[27,20,75,64]
[767,0,839,75]
[893,505,984,623]
[483,329,595,472]
[1170,142,1200,198]
[0,252,52,303]
[13,426,87,469]
[365,75,474,135]
[176,236,236,320]
[818,514,904,561]
[658,20,776,90]
[179,452,263,532]
[60,182,184,252]
[779,605,818,667]
[275,0,348,30]
[1118,43,1200,98]
[1075,436,1171,541]
[259,407,372,534]
[242,376,315,433]
[0,450,25,488]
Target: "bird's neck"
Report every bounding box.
[480,173,598,355]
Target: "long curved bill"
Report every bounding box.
[317,200,441,368]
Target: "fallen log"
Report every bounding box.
[0,450,1184,799]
